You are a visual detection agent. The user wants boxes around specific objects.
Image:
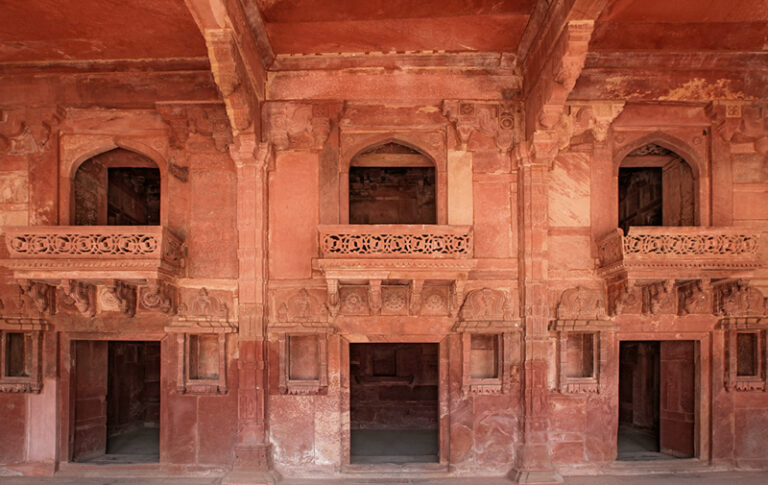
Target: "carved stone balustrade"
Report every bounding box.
[1,225,185,281]
[314,225,477,316]
[315,225,476,279]
[597,226,762,280]
[319,224,473,259]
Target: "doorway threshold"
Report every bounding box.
[607,458,716,475]
[341,462,449,478]
[56,462,227,478]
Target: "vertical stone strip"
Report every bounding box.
[230,135,272,474]
[514,140,559,483]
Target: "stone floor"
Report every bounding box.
[2,472,768,485]
[76,428,160,465]
[616,425,678,462]
[350,429,439,464]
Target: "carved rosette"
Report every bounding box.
[442,100,522,151]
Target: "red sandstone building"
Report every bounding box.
[1,1,767,483]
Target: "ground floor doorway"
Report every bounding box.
[349,343,439,464]
[71,340,160,464]
[617,340,696,461]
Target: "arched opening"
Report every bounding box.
[73,148,161,226]
[618,143,695,234]
[349,142,436,224]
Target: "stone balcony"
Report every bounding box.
[314,224,476,280]
[596,226,762,281]
[1,225,185,282]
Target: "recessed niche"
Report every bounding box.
[470,334,499,379]
[289,335,320,381]
[737,332,759,377]
[0,328,43,393]
[566,333,596,379]
[188,334,219,380]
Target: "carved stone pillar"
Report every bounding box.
[229,134,273,477]
[513,141,560,483]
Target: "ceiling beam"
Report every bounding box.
[184,0,274,136]
[518,0,610,140]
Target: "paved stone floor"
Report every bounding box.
[1,471,768,485]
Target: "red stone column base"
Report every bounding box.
[223,444,280,484]
[233,443,273,470]
[509,470,564,484]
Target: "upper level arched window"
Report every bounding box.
[618,143,695,234]
[349,142,436,224]
[73,148,161,226]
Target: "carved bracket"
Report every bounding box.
[139,281,177,315]
[442,100,522,151]
[264,102,332,151]
[0,106,65,155]
[19,280,56,316]
[99,280,137,317]
[558,102,625,148]
[156,102,233,155]
[707,101,768,155]
[59,280,96,317]
[715,280,768,318]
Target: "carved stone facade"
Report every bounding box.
[1,0,768,482]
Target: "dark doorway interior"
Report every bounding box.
[618,144,696,233]
[349,167,436,224]
[72,341,160,464]
[74,148,161,226]
[618,168,663,234]
[617,341,696,461]
[107,168,161,225]
[350,343,439,464]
